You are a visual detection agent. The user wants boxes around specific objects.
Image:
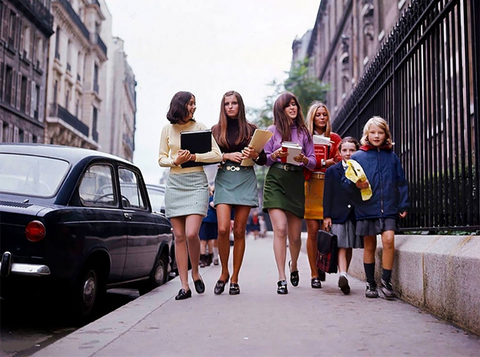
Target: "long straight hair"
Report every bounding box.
[212,91,254,148]
[273,92,310,142]
[306,101,331,136]
[166,91,194,124]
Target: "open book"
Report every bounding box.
[240,129,273,166]
[281,142,303,166]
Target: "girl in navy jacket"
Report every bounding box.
[347,116,409,299]
[324,137,363,295]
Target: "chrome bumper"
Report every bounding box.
[0,251,51,277]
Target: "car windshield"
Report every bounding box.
[0,153,69,197]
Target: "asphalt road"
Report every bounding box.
[0,288,140,357]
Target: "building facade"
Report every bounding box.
[45,0,108,149]
[0,0,54,143]
[293,0,413,116]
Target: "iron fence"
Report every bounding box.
[333,0,479,232]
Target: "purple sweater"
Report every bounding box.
[264,124,316,170]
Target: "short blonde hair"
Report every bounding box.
[360,116,393,148]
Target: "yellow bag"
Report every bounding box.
[345,159,372,201]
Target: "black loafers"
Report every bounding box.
[277,280,288,295]
[175,288,191,300]
[194,276,205,294]
[214,275,229,295]
[318,269,326,282]
[229,283,240,295]
[290,271,299,287]
[311,277,322,289]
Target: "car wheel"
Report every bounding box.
[73,263,104,321]
[139,252,168,295]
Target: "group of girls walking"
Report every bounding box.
[158,90,409,301]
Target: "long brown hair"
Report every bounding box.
[273,92,310,142]
[306,101,331,136]
[212,91,254,148]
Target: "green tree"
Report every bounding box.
[249,58,329,128]
[284,58,330,118]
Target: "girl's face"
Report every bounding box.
[224,95,239,118]
[284,99,298,121]
[185,96,196,121]
[314,107,328,130]
[340,142,357,162]
[367,124,386,147]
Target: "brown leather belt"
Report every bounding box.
[310,172,325,179]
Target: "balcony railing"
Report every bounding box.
[50,103,89,137]
[13,0,54,34]
[56,0,90,41]
[91,33,107,57]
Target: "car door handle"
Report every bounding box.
[124,213,132,220]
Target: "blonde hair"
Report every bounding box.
[306,101,331,136]
[360,116,393,148]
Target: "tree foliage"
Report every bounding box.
[248,58,330,129]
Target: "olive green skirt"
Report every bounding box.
[262,165,305,218]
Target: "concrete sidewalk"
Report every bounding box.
[34,233,479,357]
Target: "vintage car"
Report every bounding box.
[0,144,173,321]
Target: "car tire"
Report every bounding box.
[139,252,168,295]
[72,263,105,322]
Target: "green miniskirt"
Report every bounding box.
[214,161,259,207]
[262,163,305,218]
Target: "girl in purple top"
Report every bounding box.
[262,92,316,294]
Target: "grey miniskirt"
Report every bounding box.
[214,162,259,207]
[165,171,209,218]
[331,220,364,249]
[355,218,398,236]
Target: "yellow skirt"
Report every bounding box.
[304,174,325,220]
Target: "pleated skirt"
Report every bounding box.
[214,163,259,207]
[304,174,325,220]
[356,218,398,236]
[262,166,305,218]
[165,171,208,218]
[331,220,364,248]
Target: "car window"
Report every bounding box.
[0,153,69,197]
[146,186,165,213]
[119,168,147,210]
[79,164,117,207]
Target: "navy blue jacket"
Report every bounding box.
[324,162,359,224]
[344,145,409,220]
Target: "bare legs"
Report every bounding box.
[268,208,303,281]
[363,230,395,276]
[216,204,251,284]
[306,219,321,278]
[337,247,353,272]
[170,214,203,291]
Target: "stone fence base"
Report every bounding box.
[345,235,480,336]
